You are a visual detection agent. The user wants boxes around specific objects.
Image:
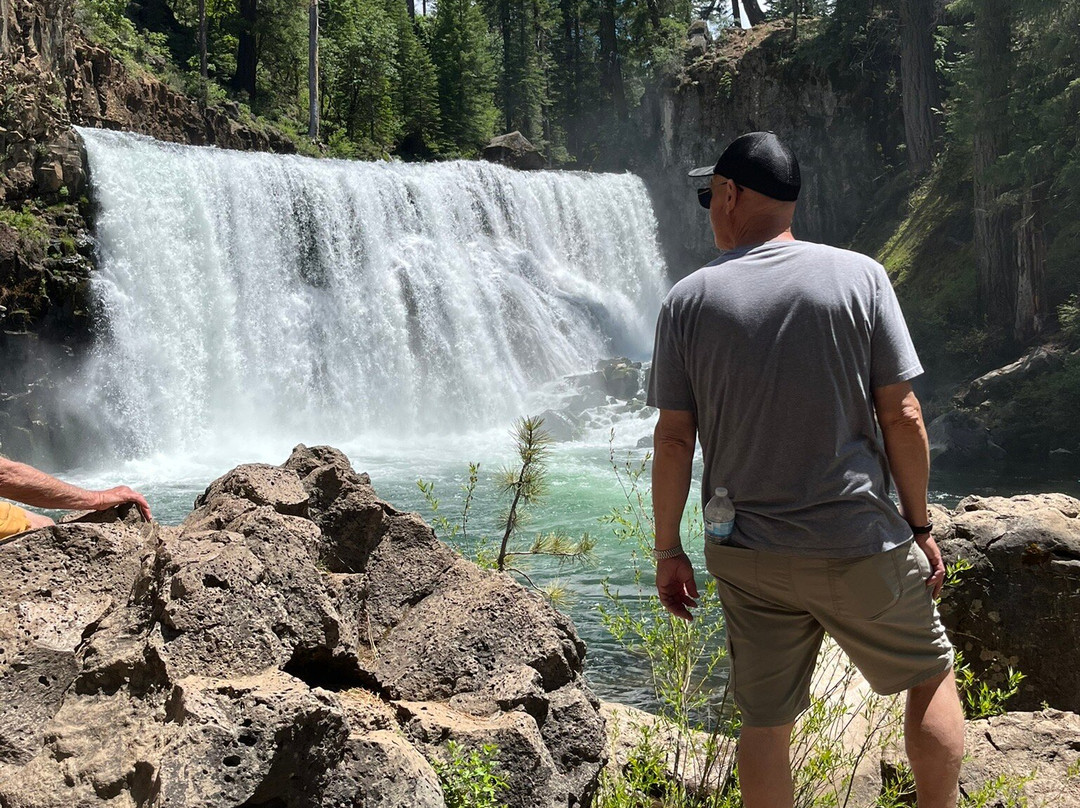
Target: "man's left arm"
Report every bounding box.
[0,457,152,521]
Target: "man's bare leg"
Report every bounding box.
[738,722,795,808]
[906,669,964,808]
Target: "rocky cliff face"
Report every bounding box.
[0,0,295,207]
[0,445,607,807]
[632,20,901,276]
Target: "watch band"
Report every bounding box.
[908,521,933,536]
[652,544,687,561]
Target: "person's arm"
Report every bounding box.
[652,408,699,620]
[0,457,152,521]
[873,380,944,597]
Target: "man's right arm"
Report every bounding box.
[652,408,699,620]
[873,380,944,597]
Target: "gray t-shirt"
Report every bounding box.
[647,239,922,558]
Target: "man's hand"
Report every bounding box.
[25,511,56,530]
[917,534,946,599]
[656,554,699,621]
[93,486,153,522]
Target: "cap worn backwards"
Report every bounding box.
[688,131,801,202]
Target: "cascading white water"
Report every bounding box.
[72,128,668,461]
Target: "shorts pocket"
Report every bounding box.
[831,548,903,621]
[703,541,759,591]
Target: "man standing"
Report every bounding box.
[0,455,151,541]
[647,132,964,808]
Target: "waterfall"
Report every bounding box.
[72,128,667,461]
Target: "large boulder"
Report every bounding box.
[927,410,1006,468]
[960,346,1067,407]
[483,131,545,171]
[936,493,1080,712]
[0,445,606,807]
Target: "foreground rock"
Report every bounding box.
[0,446,606,807]
[935,493,1080,712]
[959,710,1080,806]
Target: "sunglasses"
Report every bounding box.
[697,181,744,209]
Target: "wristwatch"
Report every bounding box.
[653,544,687,560]
[907,521,933,536]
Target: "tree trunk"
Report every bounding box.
[730,0,741,25]
[644,0,662,30]
[198,0,207,78]
[406,0,415,20]
[598,0,626,121]
[500,0,512,132]
[233,0,258,102]
[743,0,766,26]
[1014,184,1047,343]
[900,0,940,177]
[972,0,1013,333]
[308,0,319,139]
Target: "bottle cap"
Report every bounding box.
[714,487,728,497]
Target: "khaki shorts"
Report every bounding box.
[704,539,954,728]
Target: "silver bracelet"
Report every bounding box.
[652,544,686,561]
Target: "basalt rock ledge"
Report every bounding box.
[0,445,607,808]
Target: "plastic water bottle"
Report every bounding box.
[704,487,735,544]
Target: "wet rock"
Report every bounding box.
[536,408,579,442]
[936,493,1080,711]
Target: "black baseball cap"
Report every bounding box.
[688,131,801,202]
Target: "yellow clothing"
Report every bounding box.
[0,501,32,538]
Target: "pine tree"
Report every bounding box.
[384,0,441,157]
[430,0,499,154]
[322,0,401,154]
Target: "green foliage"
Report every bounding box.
[431,740,508,808]
[417,417,593,597]
[418,461,480,544]
[874,764,916,808]
[430,0,499,155]
[960,773,1033,808]
[944,559,1027,721]
[75,0,142,54]
[994,353,1080,454]
[954,651,1026,720]
[321,0,401,156]
[1057,295,1080,347]
[878,763,1035,808]
[0,207,49,248]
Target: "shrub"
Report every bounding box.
[431,741,507,808]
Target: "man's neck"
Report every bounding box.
[728,227,795,249]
